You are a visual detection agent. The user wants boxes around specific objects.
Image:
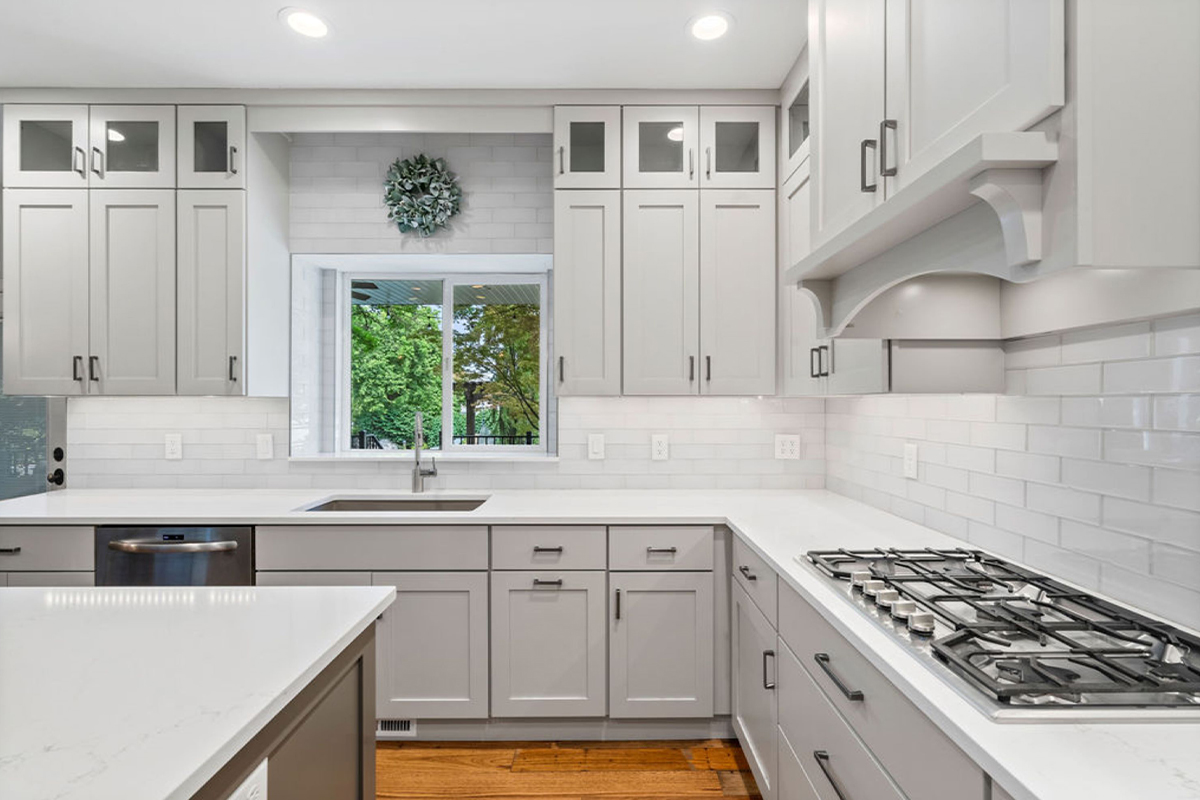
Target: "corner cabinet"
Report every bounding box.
[553,190,621,395]
[177,190,246,395]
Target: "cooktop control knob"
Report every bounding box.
[863,579,887,597]
[850,570,871,588]
[875,589,900,608]
[907,611,936,635]
[891,599,917,620]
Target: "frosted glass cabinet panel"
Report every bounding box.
[87,106,175,188]
[553,106,620,189]
[700,107,776,189]
[177,106,247,189]
[623,107,700,189]
[2,106,89,188]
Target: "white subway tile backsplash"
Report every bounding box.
[1153,395,1200,431]
[1061,458,1152,501]
[1027,483,1102,524]
[1027,425,1101,459]
[968,473,1025,506]
[1103,497,1200,552]
[1023,540,1102,589]
[1104,429,1200,469]
[1151,543,1200,591]
[994,450,1061,483]
[966,522,1023,560]
[969,421,1026,451]
[1060,322,1151,364]
[1153,312,1200,356]
[1024,364,1103,396]
[994,503,1059,544]
[1003,335,1061,368]
[995,396,1060,425]
[1099,563,1200,632]
[1060,396,1152,429]
[1152,468,1200,512]
[945,444,996,473]
[1060,520,1151,573]
[946,491,995,524]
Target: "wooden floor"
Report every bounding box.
[376,739,761,799]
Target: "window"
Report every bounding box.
[0,323,51,500]
[344,272,547,454]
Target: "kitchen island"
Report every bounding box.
[0,583,393,800]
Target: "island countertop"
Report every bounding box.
[0,584,394,800]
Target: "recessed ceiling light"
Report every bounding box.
[690,12,731,41]
[279,7,329,38]
[667,127,684,142]
[106,128,125,143]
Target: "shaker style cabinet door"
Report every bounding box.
[177,190,246,396]
[490,571,607,717]
[779,162,828,397]
[698,106,776,189]
[553,191,621,395]
[622,190,699,395]
[882,0,1064,193]
[622,106,700,189]
[552,106,621,189]
[87,105,176,188]
[608,571,714,719]
[1,105,90,188]
[177,106,247,189]
[1,189,90,395]
[88,190,177,395]
[698,190,776,395]
[810,0,886,245]
[732,583,778,800]
[373,571,489,719]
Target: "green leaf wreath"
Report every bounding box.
[383,154,463,237]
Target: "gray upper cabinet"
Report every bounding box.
[553,190,621,395]
[86,105,176,189]
[553,106,621,189]
[732,582,778,800]
[699,106,776,190]
[177,189,246,395]
[490,570,607,717]
[373,571,489,720]
[1,189,90,395]
[825,338,890,395]
[622,106,701,189]
[609,571,714,719]
[177,106,246,190]
[2,105,90,188]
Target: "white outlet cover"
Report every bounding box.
[256,434,275,461]
[588,433,605,460]
[651,433,669,461]
[774,434,801,460]
[903,442,919,479]
[164,433,183,461]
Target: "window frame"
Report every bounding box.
[337,270,549,456]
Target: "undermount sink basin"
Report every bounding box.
[304,497,488,512]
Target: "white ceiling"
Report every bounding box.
[0,0,807,90]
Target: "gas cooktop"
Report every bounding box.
[802,547,1200,722]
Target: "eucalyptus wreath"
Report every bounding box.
[383,154,463,237]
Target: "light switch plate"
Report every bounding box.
[774,434,801,460]
[903,442,919,479]
[588,433,605,460]
[651,433,669,461]
[164,433,183,461]
[256,434,275,461]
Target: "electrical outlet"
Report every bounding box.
[651,433,669,461]
[164,433,183,461]
[774,434,801,460]
[588,433,606,460]
[903,442,919,479]
[256,434,275,461]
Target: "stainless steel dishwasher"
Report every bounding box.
[95,526,254,586]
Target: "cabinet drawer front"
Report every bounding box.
[777,725,823,800]
[777,640,906,800]
[609,526,713,571]
[6,571,94,587]
[255,571,372,586]
[732,536,777,626]
[256,526,488,571]
[0,527,93,571]
[779,584,984,800]
[492,525,607,570]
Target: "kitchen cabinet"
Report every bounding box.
[622,106,700,189]
[490,570,607,717]
[780,51,811,184]
[88,190,176,394]
[1,105,89,188]
[4,572,94,586]
[177,189,246,395]
[373,571,489,720]
[732,582,778,800]
[698,107,776,189]
[609,571,714,718]
[622,190,699,395]
[552,106,621,189]
[699,189,776,395]
[553,190,621,395]
[779,161,826,397]
[825,338,889,395]
[777,725,821,800]
[86,105,176,188]
[1,189,90,395]
[176,106,246,189]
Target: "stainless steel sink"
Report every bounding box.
[304,497,488,512]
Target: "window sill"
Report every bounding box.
[289,452,559,464]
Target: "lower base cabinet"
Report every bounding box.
[777,725,821,800]
[609,571,714,718]
[491,570,607,717]
[0,572,94,587]
[732,582,778,800]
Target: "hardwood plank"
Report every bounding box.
[377,769,723,798]
[717,770,759,797]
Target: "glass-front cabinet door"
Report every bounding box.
[87,105,176,188]
[1,105,90,188]
[622,106,700,189]
[699,106,776,189]
[553,106,620,189]
[177,106,246,189]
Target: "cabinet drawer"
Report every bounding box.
[5,571,94,587]
[492,525,607,570]
[255,571,371,587]
[732,536,777,626]
[779,584,984,800]
[777,639,905,800]
[777,725,822,800]
[256,526,488,571]
[609,526,713,571]
[0,526,93,571]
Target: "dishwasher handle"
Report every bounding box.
[108,539,239,554]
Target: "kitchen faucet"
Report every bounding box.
[412,411,438,493]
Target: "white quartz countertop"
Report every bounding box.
[0,584,394,800]
[1,488,1198,800]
